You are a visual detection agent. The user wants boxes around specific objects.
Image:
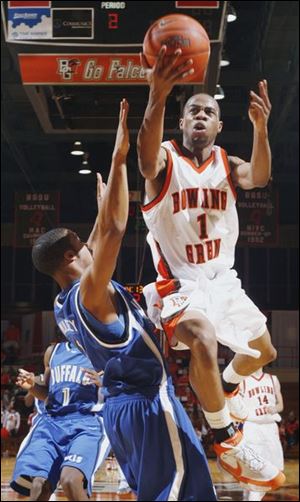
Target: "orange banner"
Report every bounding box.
[19,53,148,85]
[18,53,208,85]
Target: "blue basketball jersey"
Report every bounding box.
[31,398,46,427]
[54,280,172,397]
[46,341,100,416]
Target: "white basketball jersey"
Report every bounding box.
[142,140,239,281]
[240,373,281,424]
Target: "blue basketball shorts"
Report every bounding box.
[10,412,110,496]
[103,384,216,501]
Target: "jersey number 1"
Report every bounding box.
[62,387,70,406]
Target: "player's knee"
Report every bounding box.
[60,468,83,493]
[188,325,217,360]
[192,334,217,362]
[31,476,49,500]
[32,477,47,491]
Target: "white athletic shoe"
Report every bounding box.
[214,430,286,492]
[117,479,131,495]
[225,386,249,422]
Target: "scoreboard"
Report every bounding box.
[4,1,226,44]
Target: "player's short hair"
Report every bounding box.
[183,93,221,119]
[32,228,84,277]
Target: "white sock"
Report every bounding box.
[223,361,245,385]
[243,490,265,501]
[203,404,232,429]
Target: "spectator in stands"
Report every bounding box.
[1,399,7,429]
[2,389,11,409]
[3,400,21,437]
[2,323,21,363]
[2,323,21,352]
[286,411,299,448]
[1,367,11,386]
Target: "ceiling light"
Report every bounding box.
[220,51,230,67]
[79,153,92,174]
[227,4,237,22]
[214,84,225,100]
[78,168,92,175]
[71,141,84,156]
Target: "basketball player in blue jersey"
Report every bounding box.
[31,99,217,500]
[137,47,285,492]
[10,338,110,501]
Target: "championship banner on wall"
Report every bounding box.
[14,191,60,247]
[237,188,279,246]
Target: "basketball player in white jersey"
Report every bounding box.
[137,46,283,491]
[240,368,284,501]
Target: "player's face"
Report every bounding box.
[180,95,223,148]
[66,231,93,268]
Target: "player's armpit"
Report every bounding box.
[229,156,256,190]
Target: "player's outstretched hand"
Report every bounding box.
[113,98,130,160]
[16,369,35,391]
[248,80,272,131]
[140,45,194,98]
[81,368,104,387]
[96,172,107,211]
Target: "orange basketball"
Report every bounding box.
[143,14,210,83]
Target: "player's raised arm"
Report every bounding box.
[86,173,106,254]
[230,80,272,189]
[80,99,130,319]
[137,47,194,181]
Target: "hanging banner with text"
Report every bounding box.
[18,52,209,85]
[14,191,60,247]
[237,188,279,246]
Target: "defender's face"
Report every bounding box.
[180,95,223,147]
[65,231,94,268]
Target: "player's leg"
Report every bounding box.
[174,313,284,492]
[104,392,216,501]
[60,467,88,501]
[10,417,59,499]
[60,414,110,500]
[31,477,52,501]
[174,310,235,442]
[227,329,276,378]
[117,463,131,494]
[222,330,276,419]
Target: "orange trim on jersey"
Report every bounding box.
[141,149,173,212]
[155,279,180,298]
[170,139,215,174]
[155,240,174,280]
[221,148,237,200]
[161,310,185,348]
[250,372,265,382]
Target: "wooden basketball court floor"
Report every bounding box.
[1,457,299,501]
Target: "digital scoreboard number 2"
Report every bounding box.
[108,12,119,29]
